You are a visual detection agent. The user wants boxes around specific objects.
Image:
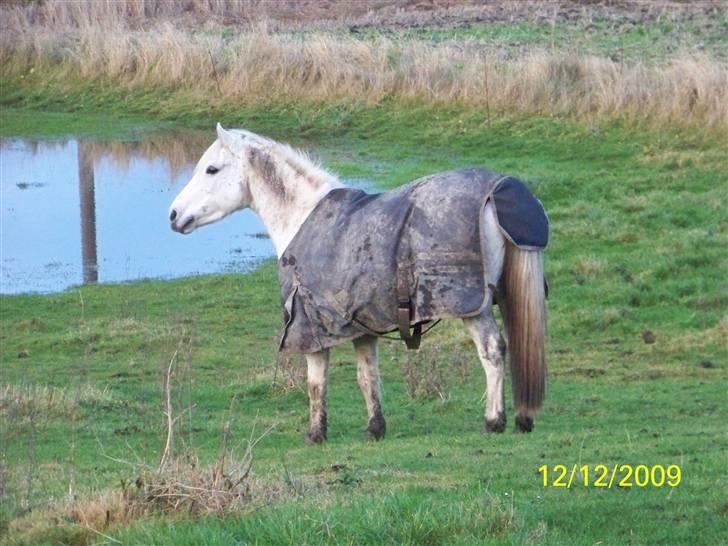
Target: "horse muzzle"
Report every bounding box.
[169,208,196,234]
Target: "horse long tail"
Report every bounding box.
[500,241,547,422]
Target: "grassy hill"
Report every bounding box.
[1,1,727,544]
[2,104,726,544]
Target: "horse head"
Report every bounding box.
[169,124,252,234]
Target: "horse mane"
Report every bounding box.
[233,129,343,191]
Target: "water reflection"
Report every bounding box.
[78,141,98,284]
[0,132,274,294]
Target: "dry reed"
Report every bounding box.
[0,0,393,29]
[0,383,115,418]
[2,0,718,32]
[1,1,727,129]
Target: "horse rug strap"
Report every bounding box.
[277,168,549,353]
[397,266,422,349]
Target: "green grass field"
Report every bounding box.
[1,83,727,545]
[359,10,728,62]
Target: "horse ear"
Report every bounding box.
[216,123,245,154]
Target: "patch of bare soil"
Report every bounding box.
[235,1,726,31]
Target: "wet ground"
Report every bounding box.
[0,134,274,294]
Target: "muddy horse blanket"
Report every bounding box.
[278,168,548,353]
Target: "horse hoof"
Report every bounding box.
[305,430,327,444]
[485,412,506,433]
[367,414,386,441]
[515,415,533,433]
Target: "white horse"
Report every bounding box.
[169,124,547,443]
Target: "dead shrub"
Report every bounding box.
[397,343,471,401]
[148,340,268,517]
[270,338,306,393]
[7,436,262,544]
[122,438,259,517]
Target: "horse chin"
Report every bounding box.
[188,210,226,232]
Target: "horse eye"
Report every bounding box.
[206,165,219,175]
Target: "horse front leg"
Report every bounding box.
[464,310,506,433]
[305,349,329,444]
[353,335,386,441]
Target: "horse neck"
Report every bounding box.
[245,144,342,256]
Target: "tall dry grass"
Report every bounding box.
[3,0,717,31]
[1,1,727,130]
[0,0,401,30]
[1,0,266,28]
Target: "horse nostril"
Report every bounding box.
[170,209,177,222]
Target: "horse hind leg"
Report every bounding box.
[353,335,386,441]
[305,349,329,444]
[464,309,506,433]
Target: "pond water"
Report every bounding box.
[1,132,276,294]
